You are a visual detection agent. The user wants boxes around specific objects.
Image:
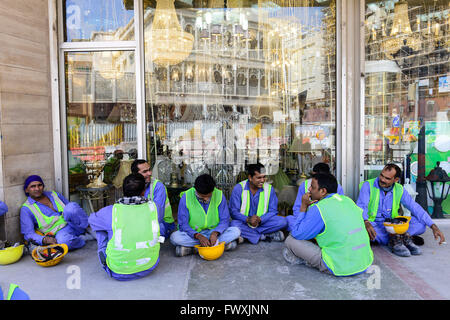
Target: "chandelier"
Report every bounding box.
[96,51,124,80]
[382,1,421,59]
[147,0,194,66]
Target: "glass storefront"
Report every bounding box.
[62,0,338,214]
[364,0,450,215]
[143,0,337,210]
[65,50,137,205]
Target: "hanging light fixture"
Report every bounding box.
[147,0,194,66]
[96,51,124,80]
[382,1,421,58]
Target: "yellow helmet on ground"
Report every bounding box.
[32,243,68,267]
[0,245,24,265]
[383,216,411,235]
[194,241,225,261]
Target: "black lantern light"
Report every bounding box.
[426,162,450,219]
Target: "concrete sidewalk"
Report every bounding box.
[1,219,449,300]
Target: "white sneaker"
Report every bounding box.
[224,240,237,251]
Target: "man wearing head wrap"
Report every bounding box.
[20,175,89,251]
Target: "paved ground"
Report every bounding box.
[1,219,449,301]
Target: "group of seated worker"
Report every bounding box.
[16,161,445,281]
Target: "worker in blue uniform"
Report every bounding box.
[170,174,240,257]
[20,175,88,251]
[88,173,161,281]
[229,163,287,244]
[356,163,446,257]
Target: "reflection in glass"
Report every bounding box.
[63,0,134,42]
[144,1,337,201]
[364,0,450,214]
[65,51,137,208]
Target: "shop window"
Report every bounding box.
[143,0,337,215]
[63,0,134,42]
[364,0,450,215]
[65,51,137,210]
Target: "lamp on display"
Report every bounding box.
[147,0,194,66]
[97,51,124,80]
[426,162,450,219]
[381,1,421,59]
[288,135,312,180]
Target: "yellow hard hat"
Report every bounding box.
[0,244,24,265]
[32,243,68,267]
[383,216,411,235]
[194,241,225,261]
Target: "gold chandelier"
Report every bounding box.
[382,1,421,59]
[147,0,194,66]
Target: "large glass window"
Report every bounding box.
[143,0,337,212]
[65,51,137,209]
[63,0,134,42]
[364,0,450,215]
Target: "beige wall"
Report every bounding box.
[0,0,54,242]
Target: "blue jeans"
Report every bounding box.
[169,227,241,247]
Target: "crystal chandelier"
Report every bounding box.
[382,1,421,59]
[147,0,194,66]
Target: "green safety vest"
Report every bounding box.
[239,180,272,217]
[181,187,222,232]
[148,179,175,224]
[22,191,67,235]
[6,284,19,300]
[106,202,160,275]
[314,194,374,276]
[359,178,404,222]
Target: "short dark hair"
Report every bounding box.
[123,173,146,197]
[312,162,330,174]
[131,159,148,174]
[311,173,338,194]
[247,163,265,177]
[384,163,402,179]
[194,174,216,195]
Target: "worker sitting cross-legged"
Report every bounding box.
[89,173,162,281]
[356,163,446,257]
[284,173,374,276]
[170,174,241,257]
[20,175,89,251]
[229,163,287,244]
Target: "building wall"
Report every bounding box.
[0,0,54,242]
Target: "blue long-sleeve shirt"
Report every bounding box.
[144,180,167,224]
[229,181,279,224]
[356,177,434,227]
[20,191,69,245]
[290,194,332,240]
[292,181,344,215]
[0,201,8,216]
[177,192,230,239]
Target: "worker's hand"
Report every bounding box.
[209,231,219,247]
[431,224,446,245]
[195,233,210,247]
[247,215,260,227]
[42,236,57,245]
[364,220,377,241]
[300,192,316,212]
